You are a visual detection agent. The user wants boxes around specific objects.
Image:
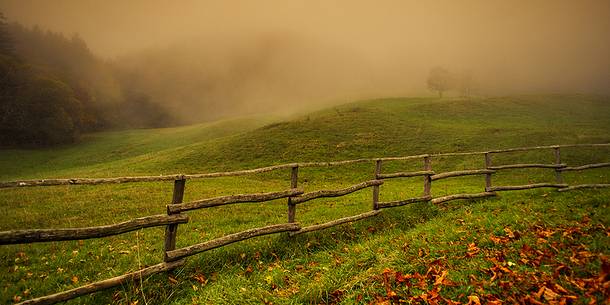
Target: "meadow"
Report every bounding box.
[1,95,609,304]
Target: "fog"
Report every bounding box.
[2,0,609,122]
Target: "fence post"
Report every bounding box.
[423,156,432,197]
[484,153,492,191]
[287,166,299,223]
[372,160,382,210]
[553,147,564,184]
[164,176,186,262]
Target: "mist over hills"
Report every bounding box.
[1,1,609,146]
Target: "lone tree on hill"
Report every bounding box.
[427,66,453,98]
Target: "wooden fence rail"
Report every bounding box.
[1,143,609,305]
[559,162,610,171]
[291,180,383,204]
[18,260,186,305]
[430,169,494,181]
[488,163,566,170]
[289,210,381,236]
[166,188,303,214]
[557,183,610,192]
[430,192,497,204]
[377,196,432,209]
[0,214,188,245]
[165,223,301,261]
[488,183,568,192]
[376,170,434,179]
[2,143,608,189]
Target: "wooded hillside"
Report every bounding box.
[0,14,172,147]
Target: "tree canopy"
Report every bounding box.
[0,16,173,147]
[426,67,453,98]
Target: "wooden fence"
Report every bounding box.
[1,143,609,304]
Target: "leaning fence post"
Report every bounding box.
[484,153,492,191]
[287,165,299,223]
[164,175,186,262]
[372,159,382,210]
[423,156,432,197]
[553,147,564,184]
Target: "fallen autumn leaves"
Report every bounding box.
[363,218,609,304]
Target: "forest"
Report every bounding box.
[0,13,172,147]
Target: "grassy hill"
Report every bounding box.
[2,94,609,180]
[1,95,609,304]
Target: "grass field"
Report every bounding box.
[1,95,609,304]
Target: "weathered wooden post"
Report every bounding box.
[423,156,432,197]
[484,153,492,191]
[553,147,564,184]
[372,159,382,210]
[164,175,186,261]
[287,165,299,223]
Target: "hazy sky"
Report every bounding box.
[2,0,609,117]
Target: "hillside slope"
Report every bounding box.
[1,95,609,304]
[1,94,609,180]
[0,115,275,180]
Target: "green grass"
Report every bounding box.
[1,94,609,304]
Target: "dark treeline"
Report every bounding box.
[0,14,173,147]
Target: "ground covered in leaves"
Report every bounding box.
[154,190,609,305]
[369,220,609,304]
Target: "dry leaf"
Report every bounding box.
[193,273,207,285]
[434,270,448,286]
[467,295,481,305]
[543,288,559,301]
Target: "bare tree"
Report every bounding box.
[426,66,452,98]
